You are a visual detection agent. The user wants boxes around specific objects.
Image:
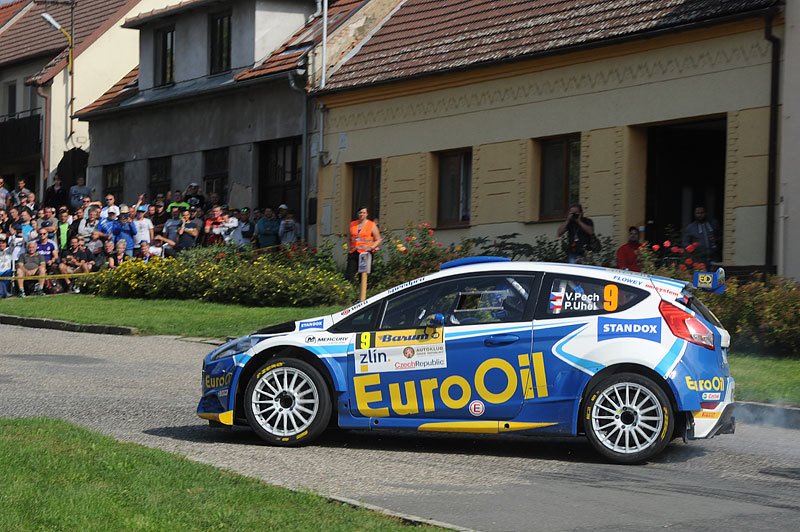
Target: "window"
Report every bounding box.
[536,274,648,319]
[148,157,172,199]
[329,303,380,334]
[380,274,536,330]
[103,164,124,200]
[6,82,16,116]
[258,137,301,211]
[539,135,580,220]
[352,160,381,221]
[437,149,471,227]
[209,11,231,74]
[204,148,229,202]
[154,26,175,86]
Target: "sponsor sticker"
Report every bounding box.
[686,376,725,392]
[597,317,661,342]
[701,392,721,401]
[355,344,446,374]
[304,335,350,345]
[299,319,324,331]
[469,400,485,417]
[305,336,317,344]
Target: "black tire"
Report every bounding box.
[244,357,332,446]
[583,372,674,464]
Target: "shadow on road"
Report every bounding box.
[144,423,706,465]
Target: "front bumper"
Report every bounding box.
[196,355,238,426]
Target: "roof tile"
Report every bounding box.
[324,0,781,91]
[0,0,28,29]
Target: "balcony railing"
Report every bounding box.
[0,109,41,160]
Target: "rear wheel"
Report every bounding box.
[583,373,673,464]
[244,358,331,446]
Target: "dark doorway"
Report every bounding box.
[646,118,726,257]
[257,137,301,214]
[56,148,89,191]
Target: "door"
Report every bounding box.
[348,273,539,421]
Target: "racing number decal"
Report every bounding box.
[359,332,373,349]
[603,284,618,312]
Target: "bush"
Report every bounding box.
[82,244,353,307]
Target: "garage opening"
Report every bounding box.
[645,118,726,262]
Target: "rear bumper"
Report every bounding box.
[687,402,735,440]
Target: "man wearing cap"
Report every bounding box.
[238,208,254,243]
[116,205,138,257]
[133,204,154,253]
[184,183,205,210]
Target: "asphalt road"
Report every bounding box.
[1,325,799,531]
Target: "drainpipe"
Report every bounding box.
[36,85,51,195]
[764,13,781,279]
[321,0,328,89]
[289,59,309,242]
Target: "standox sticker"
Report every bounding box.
[298,319,324,331]
[598,317,661,342]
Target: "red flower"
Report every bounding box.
[401,248,408,254]
[663,240,672,247]
[686,244,696,253]
[652,244,661,252]
[685,258,693,265]
[671,246,680,254]
[679,264,687,272]
[428,229,434,236]
[695,262,706,270]
[437,242,443,247]
[677,247,685,254]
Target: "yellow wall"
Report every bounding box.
[317,21,778,263]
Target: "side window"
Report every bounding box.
[537,274,647,318]
[380,274,536,330]
[330,304,380,333]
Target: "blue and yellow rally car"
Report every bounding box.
[198,257,734,463]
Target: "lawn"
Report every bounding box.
[0,418,435,531]
[728,353,800,406]
[0,294,340,338]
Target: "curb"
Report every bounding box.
[0,314,137,336]
[735,401,800,430]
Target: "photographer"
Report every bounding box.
[556,203,594,264]
[204,206,224,246]
[177,209,200,251]
[279,211,300,246]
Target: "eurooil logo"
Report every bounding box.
[597,317,661,342]
[205,372,232,389]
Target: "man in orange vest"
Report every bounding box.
[346,207,382,281]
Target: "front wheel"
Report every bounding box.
[583,373,674,464]
[244,358,331,446]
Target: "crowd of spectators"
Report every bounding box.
[0,176,301,297]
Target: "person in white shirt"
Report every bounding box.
[133,206,154,252]
[0,236,13,297]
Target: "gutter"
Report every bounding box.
[764,12,781,278]
[76,70,292,121]
[317,7,781,96]
[36,85,50,194]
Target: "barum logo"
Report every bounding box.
[598,317,661,342]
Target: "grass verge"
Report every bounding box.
[728,352,800,406]
[0,294,340,338]
[0,418,436,531]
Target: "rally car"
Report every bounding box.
[197,257,734,463]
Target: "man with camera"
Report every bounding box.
[557,203,595,264]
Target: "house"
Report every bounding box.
[76,0,400,226]
[0,0,168,198]
[314,0,797,275]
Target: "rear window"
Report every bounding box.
[537,274,648,319]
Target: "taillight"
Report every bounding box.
[659,300,715,350]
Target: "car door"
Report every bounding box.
[348,273,538,421]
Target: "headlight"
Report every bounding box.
[210,335,258,361]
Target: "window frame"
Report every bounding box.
[351,160,381,221]
[209,10,232,75]
[148,156,172,199]
[103,163,124,200]
[203,148,229,202]
[437,148,472,228]
[538,134,581,221]
[6,81,16,116]
[154,25,175,87]
[535,273,650,320]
